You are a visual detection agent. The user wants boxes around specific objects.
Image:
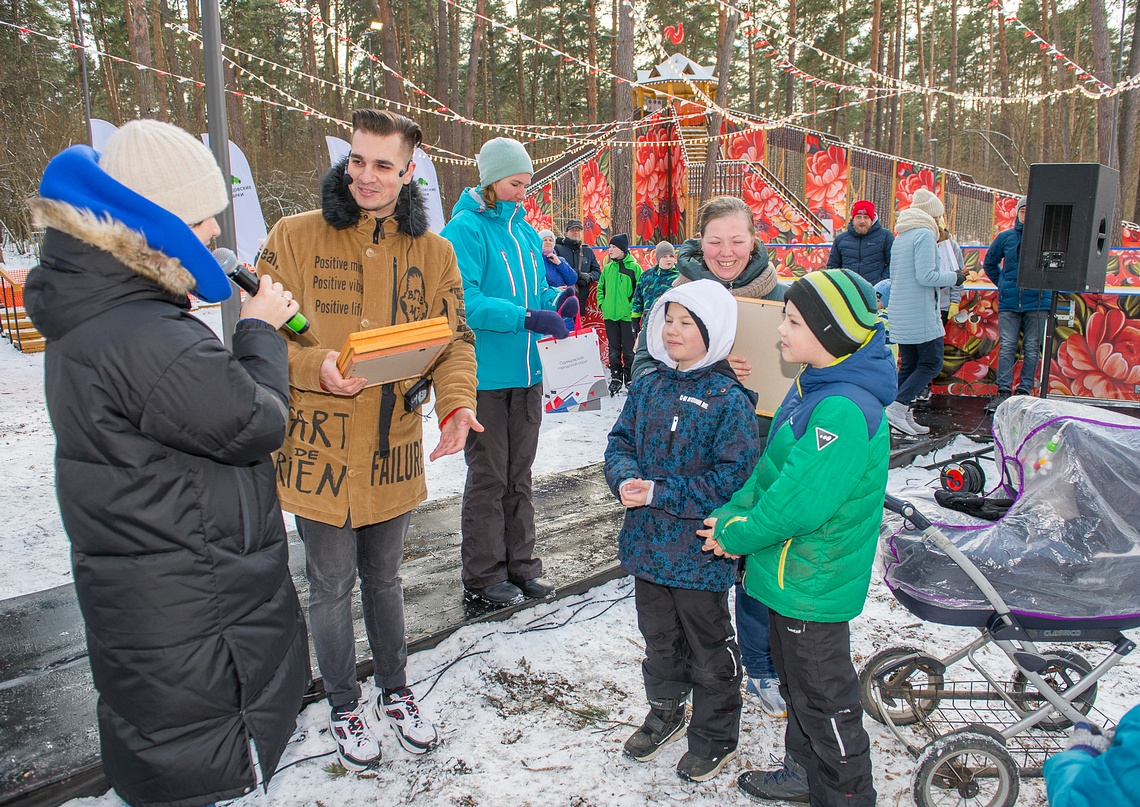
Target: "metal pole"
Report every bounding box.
[200,0,240,347]
[74,0,93,145]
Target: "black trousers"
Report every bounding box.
[635,577,742,758]
[769,609,876,807]
[460,384,543,588]
[604,319,635,378]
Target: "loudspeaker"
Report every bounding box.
[1019,163,1119,293]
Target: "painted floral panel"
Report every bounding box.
[804,135,849,234]
[523,184,553,232]
[581,150,612,248]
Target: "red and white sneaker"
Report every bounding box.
[328,701,382,771]
[376,687,438,754]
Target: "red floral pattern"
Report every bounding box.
[581,153,612,247]
[522,184,553,231]
[635,124,681,244]
[894,163,939,213]
[804,142,849,232]
[725,127,766,164]
[994,195,1019,235]
[1052,300,1140,399]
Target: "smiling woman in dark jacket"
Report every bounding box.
[24,121,310,807]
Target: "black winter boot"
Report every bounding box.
[608,371,623,397]
[622,367,632,390]
[624,698,687,762]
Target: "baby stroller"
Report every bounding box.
[862,396,1140,806]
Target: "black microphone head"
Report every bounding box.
[342,171,353,186]
[212,247,240,276]
[398,160,412,178]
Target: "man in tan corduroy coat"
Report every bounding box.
[256,110,478,771]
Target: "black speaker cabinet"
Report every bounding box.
[1019,163,1119,293]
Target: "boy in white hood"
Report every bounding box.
[605,279,761,783]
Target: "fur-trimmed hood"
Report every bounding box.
[25,198,196,341]
[321,157,429,236]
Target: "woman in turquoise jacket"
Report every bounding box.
[1043,706,1140,807]
[440,138,572,607]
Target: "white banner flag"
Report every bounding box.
[326,136,446,232]
[201,135,269,267]
[90,118,118,153]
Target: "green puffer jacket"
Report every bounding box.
[596,253,641,321]
[712,382,892,622]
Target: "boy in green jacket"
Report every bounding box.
[699,269,897,806]
[597,232,642,394]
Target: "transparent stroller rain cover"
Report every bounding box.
[882,396,1140,621]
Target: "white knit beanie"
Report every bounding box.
[477,137,534,188]
[910,188,945,220]
[100,120,229,225]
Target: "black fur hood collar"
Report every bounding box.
[321,157,429,237]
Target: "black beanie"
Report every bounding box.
[609,233,630,255]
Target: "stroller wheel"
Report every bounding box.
[913,731,1019,807]
[1009,650,1096,731]
[859,646,945,726]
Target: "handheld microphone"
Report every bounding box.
[214,247,310,334]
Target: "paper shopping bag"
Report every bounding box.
[537,326,608,413]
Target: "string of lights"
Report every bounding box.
[718,0,1133,102]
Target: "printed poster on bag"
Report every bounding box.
[537,328,608,413]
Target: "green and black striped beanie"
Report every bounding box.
[784,268,879,358]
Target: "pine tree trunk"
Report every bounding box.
[125,0,156,115]
[1088,0,1115,167]
[865,0,882,149]
[1048,0,1071,161]
[587,0,598,123]
[611,0,634,238]
[460,0,486,160]
[95,4,124,125]
[701,12,740,208]
[158,0,187,127]
[1118,10,1140,221]
[946,0,958,169]
[784,0,796,116]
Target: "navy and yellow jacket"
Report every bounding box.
[712,327,898,621]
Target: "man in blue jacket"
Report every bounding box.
[826,200,894,284]
[983,196,1050,409]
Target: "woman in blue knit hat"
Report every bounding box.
[441,137,578,607]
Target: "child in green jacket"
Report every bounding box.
[699,269,897,807]
[597,233,642,394]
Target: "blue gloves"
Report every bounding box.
[558,294,580,322]
[524,308,569,339]
[1067,722,1113,756]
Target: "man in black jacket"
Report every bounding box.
[826,200,894,285]
[554,219,602,300]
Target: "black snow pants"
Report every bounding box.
[635,577,742,759]
[769,609,876,807]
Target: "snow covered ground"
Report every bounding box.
[3,253,1137,805]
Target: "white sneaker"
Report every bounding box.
[329,701,382,771]
[746,676,788,718]
[905,407,930,435]
[377,688,438,754]
[885,402,920,436]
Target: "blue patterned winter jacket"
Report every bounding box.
[604,363,760,591]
